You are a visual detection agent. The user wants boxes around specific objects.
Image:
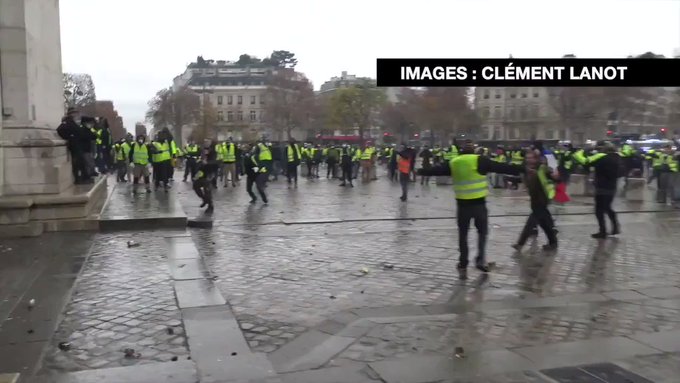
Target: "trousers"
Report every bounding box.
[594,193,618,234]
[517,205,558,246]
[247,173,268,203]
[456,203,488,268]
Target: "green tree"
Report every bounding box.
[267,50,298,68]
[236,54,262,66]
[328,82,386,142]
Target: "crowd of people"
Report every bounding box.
[57,108,680,280]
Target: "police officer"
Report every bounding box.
[418,140,522,279]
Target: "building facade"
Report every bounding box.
[475,87,563,142]
[173,57,271,142]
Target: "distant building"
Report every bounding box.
[173,56,287,142]
[474,87,562,142]
[135,122,147,138]
[318,71,375,95]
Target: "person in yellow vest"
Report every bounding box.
[417,140,522,279]
[183,139,201,182]
[254,138,273,184]
[220,137,238,187]
[114,138,131,182]
[153,128,175,191]
[244,143,269,204]
[360,141,376,183]
[285,138,302,186]
[511,149,559,251]
[128,135,153,194]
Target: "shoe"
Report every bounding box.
[200,201,207,208]
[475,264,490,273]
[263,201,269,205]
[249,199,257,204]
[232,183,236,188]
[349,183,354,188]
[145,188,151,193]
[457,266,468,280]
[511,243,522,251]
[339,183,346,187]
[591,232,607,239]
[542,243,558,251]
[611,227,620,236]
[205,205,214,214]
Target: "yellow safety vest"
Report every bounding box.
[222,143,236,162]
[185,144,199,156]
[132,143,149,165]
[450,154,488,200]
[536,164,555,200]
[511,151,523,165]
[360,147,374,160]
[258,143,272,161]
[154,142,172,162]
[287,144,301,163]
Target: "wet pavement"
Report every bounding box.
[3,169,680,382]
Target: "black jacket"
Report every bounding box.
[575,151,621,194]
[57,118,81,152]
[418,154,522,205]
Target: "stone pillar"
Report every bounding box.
[0,0,72,196]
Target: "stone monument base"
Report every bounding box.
[0,176,108,238]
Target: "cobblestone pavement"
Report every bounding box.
[173,168,672,224]
[334,300,680,364]
[171,171,680,358]
[40,230,189,374]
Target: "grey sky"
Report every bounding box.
[59,0,680,131]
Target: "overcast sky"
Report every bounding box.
[59,0,680,131]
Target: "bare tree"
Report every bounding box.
[191,97,218,142]
[264,69,315,141]
[63,73,96,110]
[145,86,200,143]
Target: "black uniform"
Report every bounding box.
[243,153,268,204]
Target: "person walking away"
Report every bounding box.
[286,138,302,187]
[193,149,215,213]
[57,108,89,184]
[312,145,323,178]
[420,145,433,185]
[398,145,416,201]
[418,140,522,279]
[326,145,339,179]
[183,140,200,182]
[339,144,354,187]
[128,135,153,194]
[244,144,268,204]
[511,149,559,251]
[573,141,622,238]
[360,142,376,183]
[221,138,238,187]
